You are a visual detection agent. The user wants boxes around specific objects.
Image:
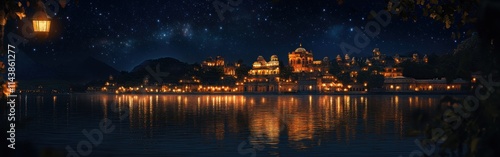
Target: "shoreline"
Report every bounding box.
[16,91,471,96]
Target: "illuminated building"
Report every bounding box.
[392,53,428,65]
[102,75,117,93]
[288,44,329,73]
[248,55,280,76]
[371,48,386,64]
[412,53,419,62]
[201,56,225,68]
[394,54,402,65]
[423,54,429,63]
[365,59,372,66]
[245,55,280,92]
[223,63,239,76]
[373,48,381,60]
[383,77,468,92]
[381,67,403,78]
[383,76,415,91]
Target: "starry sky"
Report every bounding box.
[11,0,469,71]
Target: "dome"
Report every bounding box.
[295,47,307,53]
[270,55,278,61]
[257,56,265,61]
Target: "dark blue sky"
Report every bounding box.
[9,0,468,71]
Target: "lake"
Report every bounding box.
[14,94,461,157]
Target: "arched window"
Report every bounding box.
[297,59,301,64]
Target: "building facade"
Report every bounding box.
[288,44,329,73]
[245,55,281,93]
[248,55,280,75]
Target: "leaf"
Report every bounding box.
[462,11,469,24]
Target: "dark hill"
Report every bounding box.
[118,57,194,86]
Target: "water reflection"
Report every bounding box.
[88,95,437,147]
[19,94,444,156]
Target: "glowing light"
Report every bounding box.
[32,11,51,33]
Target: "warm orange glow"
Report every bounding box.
[33,19,51,32]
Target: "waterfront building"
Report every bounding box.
[318,74,342,93]
[288,44,329,73]
[278,79,298,93]
[248,55,280,75]
[223,63,239,76]
[245,55,281,92]
[383,77,468,92]
[102,75,117,93]
[297,73,320,93]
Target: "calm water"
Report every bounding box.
[14,94,455,157]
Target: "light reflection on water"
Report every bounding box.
[16,94,452,157]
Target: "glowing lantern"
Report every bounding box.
[32,11,51,33]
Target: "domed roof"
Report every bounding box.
[294,43,307,53]
[271,55,278,58]
[295,47,307,52]
[256,56,265,61]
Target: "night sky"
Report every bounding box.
[11,0,467,71]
